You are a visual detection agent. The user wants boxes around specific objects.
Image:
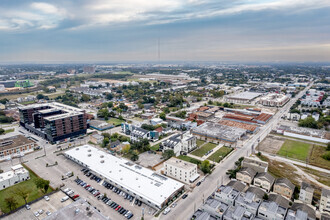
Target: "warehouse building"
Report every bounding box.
[65,145,184,209]
[0,135,38,161]
[191,122,246,144]
[18,102,87,143]
[225,92,263,104]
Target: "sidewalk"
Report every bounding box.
[202,144,223,159]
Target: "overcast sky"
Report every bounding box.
[0,0,329,63]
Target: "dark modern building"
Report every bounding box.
[19,102,87,143]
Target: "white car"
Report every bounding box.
[46,211,51,216]
[34,212,40,217]
[67,190,74,195]
[163,207,171,215]
[63,188,71,193]
[61,196,69,202]
[44,196,50,201]
[38,209,44,214]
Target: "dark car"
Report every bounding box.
[182,194,188,199]
[196,182,201,186]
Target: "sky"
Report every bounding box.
[0,0,330,63]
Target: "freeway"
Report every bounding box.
[161,83,311,220]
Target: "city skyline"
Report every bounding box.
[0,0,329,62]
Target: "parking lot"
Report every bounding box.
[3,191,72,220]
[18,148,158,220]
[136,151,163,168]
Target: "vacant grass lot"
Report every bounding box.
[277,139,311,161]
[309,145,330,170]
[196,140,206,147]
[106,118,125,126]
[150,143,160,151]
[191,142,217,157]
[0,165,53,213]
[177,155,201,165]
[207,146,233,163]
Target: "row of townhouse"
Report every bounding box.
[192,179,319,220]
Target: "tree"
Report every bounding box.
[201,160,211,174]
[4,197,18,211]
[130,151,139,161]
[36,94,45,99]
[97,108,109,118]
[121,144,131,154]
[102,137,109,148]
[81,94,91,102]
[34,178,49,193]
[263,194,269,200]
[162,150,175,160]
[106,93,113,100]
[13,186,30,204]
[226,169,237,178]
[159,112,166,120]
[43,180,50,193]
[0,128,4,135]
[327,142,330,151]
[298,116,319,129]
[0,98,8,104]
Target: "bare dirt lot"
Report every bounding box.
[136,151,163,169]
[257,135,284,154]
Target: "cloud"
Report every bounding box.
[0,2,67,31]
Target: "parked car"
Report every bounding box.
[44,196,50,201]
[34,212,40,217]
[196,182,201,186]
[25,204,31,210]
[182,194,188,199]
[61,196,69,202]
[46,211,51,216]
[163,207,171,215]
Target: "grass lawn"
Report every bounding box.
[191,142,217,157]
[106,118,125,126]
[207,146,233,163]
[132,117,144,122]
[4,128,14,134]
[196,140,206,147]
[177,155,201,165]
[150,143,160,151]
[277,139,311,161]
[0,164,53,213]
[309,145,330,169]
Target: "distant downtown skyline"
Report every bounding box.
[0,0,329,62]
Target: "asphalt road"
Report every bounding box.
[161,84,311,220]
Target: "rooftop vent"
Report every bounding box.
[100,160,104,163]
[88,149,91,152]
[100,155,104,158]
[88,154,91,157]
[75,148,79,150]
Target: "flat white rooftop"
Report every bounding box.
[65,145,184,208]
[227,92,263,100]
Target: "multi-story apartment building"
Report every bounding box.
[159,132,196,156]
[163,157,199,184]
[299,182,314,205]
[214,180,246,205]
[19,102,87,143]
[242,156,268,173]
[253,172,275,192]
[320,188,330,214]
[121,123,159,142]
[259,93,289,107]
[236,167,257,185]
[273,178,295,199]
[0,135,38,160]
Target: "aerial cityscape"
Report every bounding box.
[0,1,329,220]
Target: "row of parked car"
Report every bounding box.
[76,178,134,219]
[75,178,101,197]
[82,168,102,183]
[100,195,134,219]
[62,187,80,201]
[102,181,143,206]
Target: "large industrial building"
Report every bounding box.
[65,145,184,209]
[225,92,263,104]
[18,102,87,143]
[191,122,246,145]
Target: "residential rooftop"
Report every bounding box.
[165,157,196,170]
